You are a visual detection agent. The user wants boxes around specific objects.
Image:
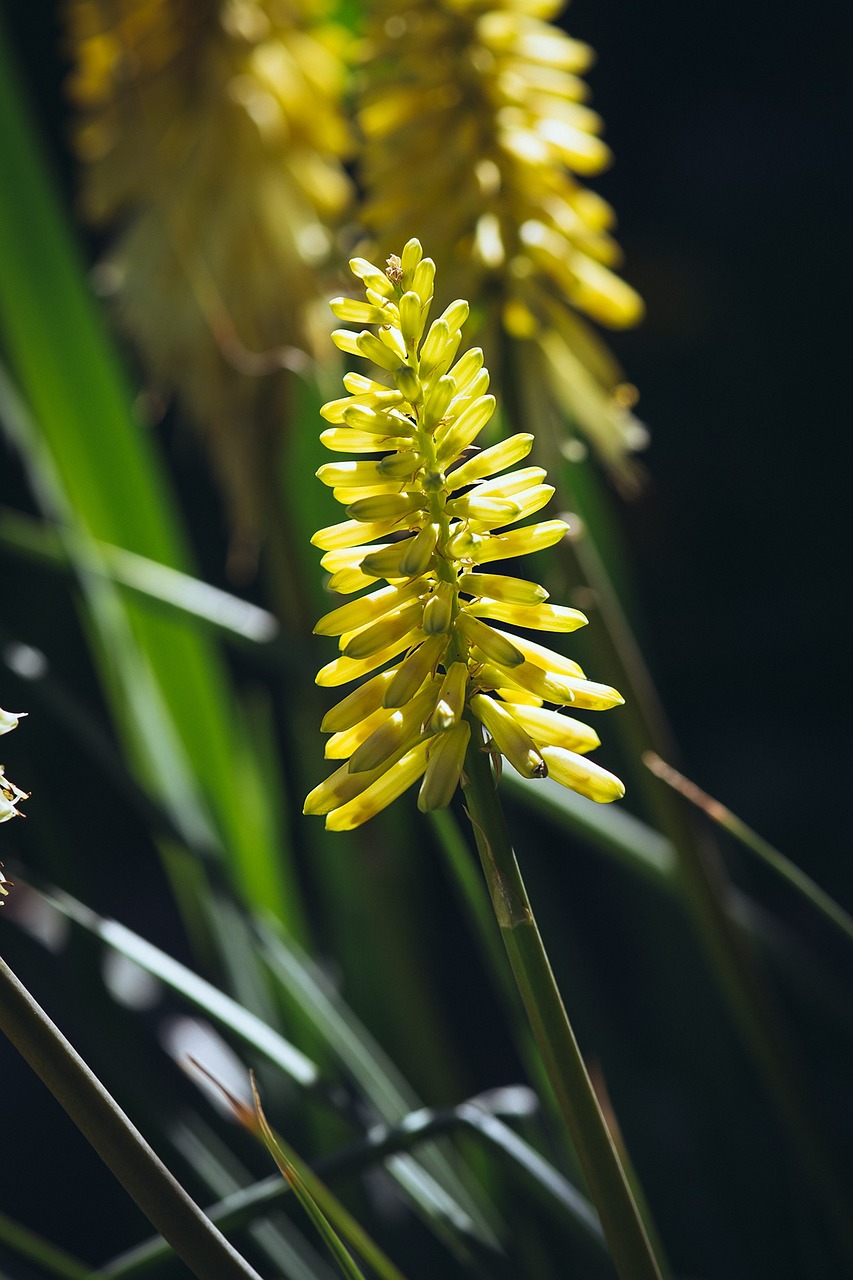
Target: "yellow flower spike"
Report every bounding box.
[306,242,623,827]
[470,694,547,780]
[64,0,353,550]
[418,722,471,812]
[356,0,647,485]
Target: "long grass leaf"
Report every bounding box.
[0,955,263,1280]
[0,30,298,930]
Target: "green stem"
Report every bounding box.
[0,956,262,1280]
[460,719,664,1280]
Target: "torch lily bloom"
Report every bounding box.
[304,240,624,829]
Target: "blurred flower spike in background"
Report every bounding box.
[358,0,648,484]
[304,239,625,831]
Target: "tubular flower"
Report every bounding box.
[1,706,29,838]
[64,0,353,553]
[357,0,646,484]
[304,241,624,830]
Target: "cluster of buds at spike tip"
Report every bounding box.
[304,240,624,830]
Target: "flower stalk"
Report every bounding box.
[461,717,664,1280]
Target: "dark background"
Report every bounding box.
[576,0,852,901]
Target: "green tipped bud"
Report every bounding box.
[331,328,362,356]
[316,460,385,488]
[430,661,469,731]
[312,517,409,551]
[470,694,546,779]
[376,450,423,478]
[422,375,455,432]
[471,519,568,564]
[540,746,625,803]
[418,319,451,377]
[357,330,405,372]
[315,579,425,637]
[457,612,524,667]
[348,681,439,773]
[321,669,397,733]
[349,257,397,298]
[411,257,436,302]
[399,291,427,350]
[398,522,440,576]
[383,634,449,708]
[446,493,521,527]
[436,395,497,466]
[346,493,424,523]
[446,527,484,560]
[495,631,586,678]
[320,428,413,454]
[359,541,412,578]
[458,572,549,605]
[418,721,471,811]
[401,238,424,279]
[505,704,601,754]
[342,598,424,659]
[325,740,431,830]
[447,434,534,491]
[330,297,390,326]
[448,346,485,392]
[423,581,455,634]
[468,601,588,632]
[439,300,470,332]
[342,403,409,434]
[394,364,423,403]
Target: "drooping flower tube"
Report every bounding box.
[304,240,624,830]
